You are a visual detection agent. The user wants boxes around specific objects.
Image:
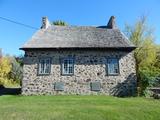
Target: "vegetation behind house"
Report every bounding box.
[52,20,68,26]
[125,16,160,96]
[0,55,22,87]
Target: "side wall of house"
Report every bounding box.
[22,50,136,96]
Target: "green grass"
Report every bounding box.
[0,95,160,120]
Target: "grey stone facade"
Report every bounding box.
[22,49,137,96]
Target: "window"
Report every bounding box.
[61,57,74,75]
[38,58,51,75]
[106,58,119,75]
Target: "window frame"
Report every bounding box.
[106,58,120,76]
[38,57,51,75]
[61,57,75,76]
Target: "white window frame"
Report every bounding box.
[38,58,51,75]
[61,57,74,75]
[106,58,119,75]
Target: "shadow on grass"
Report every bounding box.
[0,86,21,96]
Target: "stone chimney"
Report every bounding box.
[107,16,116,29]
[0,48,2,58]
[41,17,50,29]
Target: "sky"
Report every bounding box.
[0,0,160,56]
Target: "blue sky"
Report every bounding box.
[0,0,160,55]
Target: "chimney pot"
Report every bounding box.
[41,17,50,29]
[107,16,116,29]
[0,48,2,58]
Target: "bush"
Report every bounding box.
[0,57,11,86]
[9,57,23,84]
[0,56,22,87]
[139,66,160,95]
[144,88,154,98]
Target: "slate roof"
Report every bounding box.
[20,25,136,50]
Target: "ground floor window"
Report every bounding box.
[106,58,119,75]
[38,58,51,75]
[61,57,74,75]
[37,57,119,76]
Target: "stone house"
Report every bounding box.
[20,16,137,96]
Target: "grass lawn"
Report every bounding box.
[0,95,160,120]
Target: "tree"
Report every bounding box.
[52,20,68,26]
[0,55,23,86]
[0,57,11,85]
[154,45,160,68]
[9,57,23,84]
[15,54,24,66]
[125,16,158,95]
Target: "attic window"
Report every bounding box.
[106,58,119,75]
[61,57,74,75]
[38,58,51,75]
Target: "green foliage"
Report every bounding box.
[0,57,11,85]
[52,20,68,26]
[0,56,23,86]
[9,57,23,84]
[139,66,160,91]
[154,45,160,68]
[125,16,157,67]
[15,54,24,66]
[125,16,160,95]
[144,88,154,98]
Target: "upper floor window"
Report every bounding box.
[61,57,74,75]
[38,58,51,75]
[106,58,119,75]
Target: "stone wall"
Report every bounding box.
[22,49,137,96]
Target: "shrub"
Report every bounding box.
[9,57,23,84]
[0,57,11,85]
[0,56,22,87]
[139,66,160,95]
[144,88,154,98]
